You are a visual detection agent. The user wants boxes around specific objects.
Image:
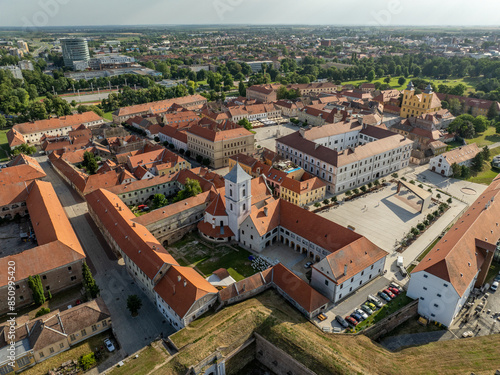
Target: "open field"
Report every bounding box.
[103,111,113,121]
[342,76,477,93]
[462,146,500,185]
[465,126,500,147]
[110,290,500,375]
[169,233,256,281]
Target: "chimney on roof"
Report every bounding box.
[264,207,268,216]
[344,264,348,276]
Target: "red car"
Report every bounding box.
[345,316,358,327]
[383,289,396,299]
[388,287,400,295]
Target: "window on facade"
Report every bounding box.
[81,329,87,336]
[49,347,54,354]
[423,274,428,278]
[324,280,329,286]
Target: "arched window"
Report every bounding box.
[243,189,246,197]
[243,203,246,211]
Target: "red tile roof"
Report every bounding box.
[12,112,102,135]
[412,174,500,296]
[154,265,217,318]
[86,188,178,280]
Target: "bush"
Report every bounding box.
[79,353,96,371]
[436,193,441,199]
[427,214,434,222]
[332,196,337,203]
[391,173,398,178]
[353,188,360,195]
[418,184,423,188]
[411,227,420,236]
[367,182,373,188]
[423,220,429,226]
[314,202,321,207]
[433,210,440,217]
[447,197,452,204]
[401,176,407,181]
[345,190,352,196]
[35,307,50,317]
[417,223,425,231]
[323,199,330,205]
[374,180,380,185]
[428,188,432,193]
[409,180,415,184]
[360,186,367,193]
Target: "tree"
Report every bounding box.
[12,143,37,156]
[398,77,406,86]
[202,157,211,166]
[185,150,191,158]
[28,275,46,305]
[461,165,471,179]
[323,199,330,205]
[127,294,142,316]
[0,115,6,129]
[196,155,203,163]
[367,70,375,82]
[471,152,484,172]
[487,102,499,120]
[238,81,246,97]
[314,202,321,208]
[472,115,489,133]
[173,178,202,203]
[451,163,461,177]
[79,353,96,371]
[82,151,98,175]
[238,118,252,131]
[384,76,391,84]
[482,145,491,161]
[152,194,168,209]
[82,262,99,298]
[496,121,500,134]
[35,307,50,317]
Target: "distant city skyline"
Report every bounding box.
[1,0,500,28]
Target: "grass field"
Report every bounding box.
[109,343,167,375]
[465,126,500,147]
[170,233,256,281]
[103,111,113,121]
[468,146,500,185]
[342,76,477,93]
[109,290,500,375]
[0,128,11,162]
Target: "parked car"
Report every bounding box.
[364,302,377,311]
[491,281,499,292]
[351,312,363,322]
[388,287,400,296]
[304,261,313,269]
[336,315,349,328]
[137,205,147,210]
[355,308,369,320]
[378,291,391,302]
[390,283,402,292]
[383,289,396,299]
[104,338,115,352]
[345,316,358,327]
[361,304,373,315]
[494,275,500,283]
[368,295,383,307]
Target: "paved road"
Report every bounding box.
[36,155,175,355]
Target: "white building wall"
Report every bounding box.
[407,271,467,326]
[155,293,185,329]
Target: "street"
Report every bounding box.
[35,155,175,356]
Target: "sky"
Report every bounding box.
[1,0,500,28]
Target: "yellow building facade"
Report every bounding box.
[400,82,442,118]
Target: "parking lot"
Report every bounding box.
[315,276,399,332]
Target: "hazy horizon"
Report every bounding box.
[1,0,500,29]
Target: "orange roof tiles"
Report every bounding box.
[113,95,207,117]
[412,174,500,296]
[154,265,217,318]
[86,188,178,280]
[12,112,102,135]
[272,263,329,313]
[0,180,86,288]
